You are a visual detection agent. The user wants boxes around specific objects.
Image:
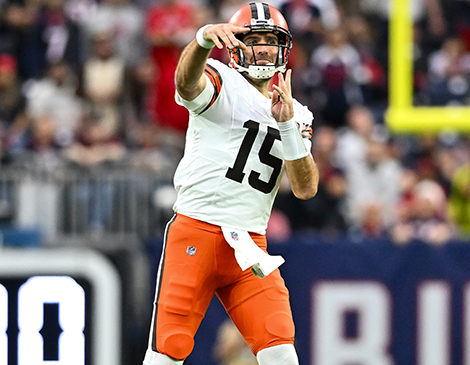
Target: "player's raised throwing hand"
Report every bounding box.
[199,24,249,50]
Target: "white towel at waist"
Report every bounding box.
[221,227,285,278]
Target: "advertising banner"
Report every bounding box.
[187,238,470,365]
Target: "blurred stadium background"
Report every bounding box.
[1,0,470,363]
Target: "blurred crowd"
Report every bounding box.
[1,0,470,246]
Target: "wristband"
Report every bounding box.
[278,119,309,161]
[196,24,215,49]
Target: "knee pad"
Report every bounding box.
[265,311,295,339]
[256,344,299,365]
[160,331,194,360]
[241,310,295,355]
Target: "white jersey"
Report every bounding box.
[174,59,313,234]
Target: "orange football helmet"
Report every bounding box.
[227,2,292,79]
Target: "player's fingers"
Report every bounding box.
[272,88,279,99]
[272,84,285,100]
[226,26,248,49]
[212,31,247,50]
[225,32,247,50]
[273,81,286,96]
[271,88,280,106]
[217,32,236,49]
[279,71,292,95]
[236,40,247,50]
[285,69,292,94]
[211,35,233,49]
[277,72,285,89]
[231,25,251,34]
[273,84,293,105]
[205,25,241,49]
[211,35,224,49]
[203,26,223,49]
[278,73,289,96]
[220,24,249,48]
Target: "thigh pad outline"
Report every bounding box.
[163,266,199,316]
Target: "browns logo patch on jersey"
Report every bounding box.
[301,123,313,140]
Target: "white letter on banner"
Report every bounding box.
[0,284,7,365]
[17,276,85,365]
[312,281,393,365]
[463,282,470,365]
[417,281,451,365]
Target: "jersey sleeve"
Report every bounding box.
[174,61,223,114]
[200,63,223,113]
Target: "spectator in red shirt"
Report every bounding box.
[145,0,207,147]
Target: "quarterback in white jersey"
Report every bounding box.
[143,3,319,365]
[174,58,314,234]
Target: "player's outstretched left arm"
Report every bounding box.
[272,70,319,200]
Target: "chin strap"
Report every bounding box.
[232,61,286,79]
[247,64,277,79]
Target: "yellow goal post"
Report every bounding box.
[385,0,470,133]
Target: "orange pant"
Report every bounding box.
[149,214,295,360]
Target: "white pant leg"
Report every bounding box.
[256,344,299,365]
[143,349,184,365]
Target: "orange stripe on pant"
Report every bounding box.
[150,213,295,360]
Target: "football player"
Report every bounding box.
[142,3,319,365]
